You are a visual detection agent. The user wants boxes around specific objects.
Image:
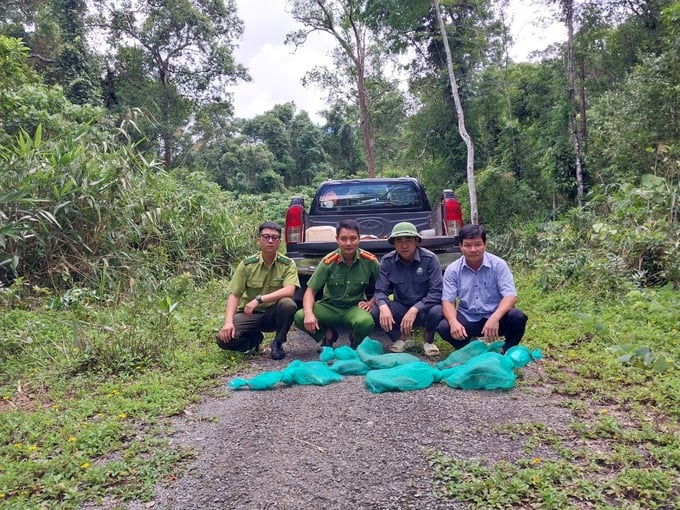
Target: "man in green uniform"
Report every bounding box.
[216,221,299,360]
[294,219,379,349]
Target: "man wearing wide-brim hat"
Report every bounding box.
[371,222,444,356]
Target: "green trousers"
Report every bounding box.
[294,301,375,343]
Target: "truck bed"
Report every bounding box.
[289,236,460,258]
[305,210,434,239]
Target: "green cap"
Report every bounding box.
[388,222,422,244]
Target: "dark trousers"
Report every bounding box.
[371,302,443,343]
[436,307,528,352]
[216,297,297,352]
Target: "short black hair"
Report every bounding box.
[336,219,360,236]
[459,223,486,243]
[258,221,282,235]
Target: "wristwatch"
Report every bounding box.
[255,294,263,304]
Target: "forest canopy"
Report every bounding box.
[0,0,678,292]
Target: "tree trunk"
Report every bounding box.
[355,44,375,177]
[579,54,587,152]
[565,0,584,206]
[159,61,173,168]
[288,0,376,177]
[433,0,477,224]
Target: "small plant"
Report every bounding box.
[610,344,673,372]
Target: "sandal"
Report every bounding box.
[423,342,440,356]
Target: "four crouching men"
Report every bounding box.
[217,221,527,359]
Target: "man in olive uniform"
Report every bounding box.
[216,221,299,360]
[294,219,379,349]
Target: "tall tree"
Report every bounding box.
[93,0,249,167]
[433,0,478,224]
[562,0,585,206]
[52,0,98,104]
[320,102,364,176]
[1,0,98,104]
[286,0,377,176]
[303,41,406,175]
[366,0,498,222]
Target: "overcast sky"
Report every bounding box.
[231,0,564,123]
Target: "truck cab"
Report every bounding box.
[284,178,463,303]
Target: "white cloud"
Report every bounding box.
[232,0,334,123]
[231,0,566,123]
[505,0,566,61]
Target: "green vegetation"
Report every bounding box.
[426,277,679,509]
[0,279,238,508]
[1,270,678,509]
[1,1,680,508]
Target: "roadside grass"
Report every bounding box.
[1,272,679,509]
[428,272,680,509]
[0,279,242,509]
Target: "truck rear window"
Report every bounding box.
[315,181,423,212]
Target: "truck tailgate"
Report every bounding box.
[293,236,459,256]
[306,211,433,238]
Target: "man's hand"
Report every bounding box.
[357,300,371,312]
[243,299,259,316]
[219,322,235,341]
[481,316,501,340]
[378,304,395,332]
[400,307,419,335]
[303,311,319,334]
[449,320,467,340]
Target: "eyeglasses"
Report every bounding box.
[260,234,281,242]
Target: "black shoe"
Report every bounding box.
[349,332,359,349]
[271,341,285,360]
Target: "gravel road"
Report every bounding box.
[83,329,570,510]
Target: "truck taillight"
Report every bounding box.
[442,190,463,237]
[285,198,305,244]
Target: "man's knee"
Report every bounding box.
[369,305,380,324]
[436,318,450,339]
[424,305,443,329]
[435,318,468,349]
[215,334,230,350]
[215,333,258,352]
[275,297,298,317]
[506,308,528,328]
[353,311,375,336]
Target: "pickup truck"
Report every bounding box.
[284,177,463,303]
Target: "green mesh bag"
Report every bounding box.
[365,361,435,393]
[355,336,385,357]
[505,345,543,368]
[330,359,371,375]
[435,339,490,369]
[442,352,516,390]
[356,336,422,369]
[487,340,505,353]
[280,360,344,386]
[320,345,359,363]
[229,371,283,391]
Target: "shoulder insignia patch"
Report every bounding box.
[359,250,378,262]
[323,252,341,265]
[276,254,293,265]
[244,255,260,265]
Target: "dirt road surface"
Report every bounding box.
[83,329,568,510]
